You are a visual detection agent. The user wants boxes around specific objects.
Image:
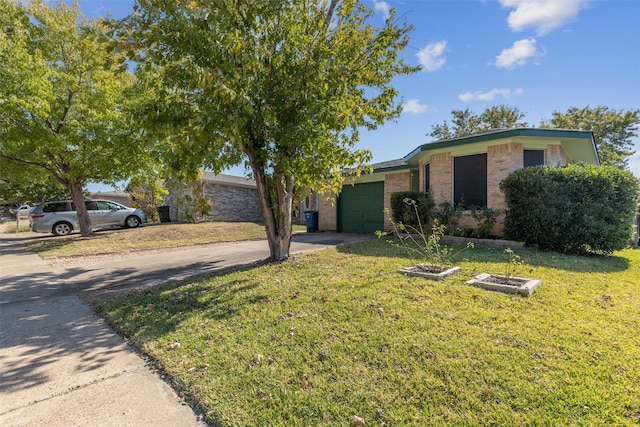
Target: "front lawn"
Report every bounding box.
[23,222,307,258]
[95,240,640,426]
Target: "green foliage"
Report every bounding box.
[179,182,211,223]
[0,0,151,236]
[429,105,528,140]
[122,0,419,259]
[0,159,69,205]
[378,198,472,267]
[470,207,503,238]
[390,191,434,228]
[128,181,168,223]
[503,248,525,284]
[433,200,465,234]
[541,106,640,168]
[500,163,640,254]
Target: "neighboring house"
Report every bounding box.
[164,172,263,223]
[318,128,600,236]
[90,191,131,207]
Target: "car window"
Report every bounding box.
[42,202,70,213]
[85,201,98,211]
[96,201,120,210]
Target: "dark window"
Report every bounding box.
[43,202,70,212]
[84,201,98,211]
[454,153,487,208]
[524,149,545,167]
[424,163,430,192]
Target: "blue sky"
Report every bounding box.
[71,0,640,191]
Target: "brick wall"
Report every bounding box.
[384,172,412,231]
[487,143,523,211]
[318,194,337,231]
[203,183,263,222]
[429,152,452,205]
[165,182,262,222]
[546,144,568,166]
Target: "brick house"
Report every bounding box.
[318,128,600,236]
[164,172,263,223]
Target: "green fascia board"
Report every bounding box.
[403,128,599,165]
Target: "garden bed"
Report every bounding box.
[397,264,460,281]
[467,273,541,296]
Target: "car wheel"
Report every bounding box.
[125,215,141,228]
[52,222,73,236]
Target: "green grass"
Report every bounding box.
[23,222,307,258]
[95,240,640,426]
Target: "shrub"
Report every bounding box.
[390,191,434,228]
[470,207,503,238]
[378,198,473,268]
[500,164,640,254]
[433,199,465,235]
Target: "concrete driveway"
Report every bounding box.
[0,229,373,426]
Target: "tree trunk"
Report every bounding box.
[245,147,293,262]
[68,181,93,237]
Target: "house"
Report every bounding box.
[164,172,263,223]
[90,190,131,207]
[318,128,600,236]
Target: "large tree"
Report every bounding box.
[541,106,640,168]
[429,105,529,140]
[0,0,147,236]
[125,0,418,260]
[0,158,69,207]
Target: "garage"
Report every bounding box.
[337,181,384,234]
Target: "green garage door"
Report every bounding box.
[338,181,384,234]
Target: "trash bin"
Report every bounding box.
[304,210,318,232]
[157,205,171,223]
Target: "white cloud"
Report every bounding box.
[458,88,524,102]
[373,0,390,20]
[417,41,447,72]
[495,38,544,69]
[500,0,589,35]
[402,99,431,114]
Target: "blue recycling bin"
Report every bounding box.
[304,210,318,232]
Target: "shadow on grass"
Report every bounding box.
[337,238,631,273]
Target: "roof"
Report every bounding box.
[403,128,599,165]
[200,172,257,189]
[370,158,410,172]
[90,190,129,198]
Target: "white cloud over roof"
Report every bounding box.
[458,88,524,102]
[495,38,544,69]
[500,0,589,35]
[417,41,447,72]
[402,99,431,114]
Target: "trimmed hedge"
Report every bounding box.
[500,163,640,254]
[390,191,434,229]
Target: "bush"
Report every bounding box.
[390,191,434,228]
[433,200,465,235]
[500,164,640,254]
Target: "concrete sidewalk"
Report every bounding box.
[0,230,373,426]
[0,233,205,426]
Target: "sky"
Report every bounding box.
[68,0,640,192]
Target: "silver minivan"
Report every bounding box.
[29,199,147,236]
